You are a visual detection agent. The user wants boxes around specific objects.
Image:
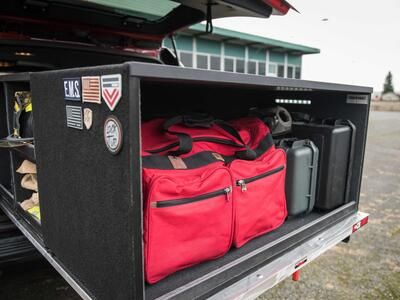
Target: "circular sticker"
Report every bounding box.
[104,116,123,155]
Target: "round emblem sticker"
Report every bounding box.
[104,116,123,155]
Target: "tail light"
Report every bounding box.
[263,0,298,15]
[352,215,369,233]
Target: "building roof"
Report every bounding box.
[182,23,320,55]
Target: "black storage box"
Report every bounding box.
[0,63,372,300]
[292,120,355,210]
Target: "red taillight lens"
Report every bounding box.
[263,0,296,15]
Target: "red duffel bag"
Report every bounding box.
[230,147,287,247]
[141,115,287,283]
[142,161,234,284]
[141,114,269,159]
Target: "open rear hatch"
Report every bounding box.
[0,0,295,49]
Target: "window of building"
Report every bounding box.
[224,58,234,72]
[236,59,245,73]
[179,52,193,67]
[210,56,221,71]
[287,66,294,79]
[197,54,208,69]
[268,63,277,76]
[295,67,301,79]
[247,61,257,74]
[277,65,285,77]
[258,62,266,76]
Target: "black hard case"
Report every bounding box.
[279,139,319,216]
[292,120,356,210]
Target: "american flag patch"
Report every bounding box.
[66,106,83,130]
[82,76,101,103]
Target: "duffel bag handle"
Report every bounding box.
[162,116,194,156]
[163,114,257,160]
[162,114,215,156]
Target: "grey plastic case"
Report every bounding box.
[279,139,319,216]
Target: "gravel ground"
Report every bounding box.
[259,111,400,300]
[0,111,399,300]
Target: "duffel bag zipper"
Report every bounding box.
[237,165,285,192]
[153,186,232,208]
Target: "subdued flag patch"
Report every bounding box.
[82,76,101,103]
[66,105,83,130]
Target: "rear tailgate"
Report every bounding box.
[0,0,295,49]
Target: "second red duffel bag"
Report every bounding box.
[229,147,287,247]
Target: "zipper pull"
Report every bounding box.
[237,180,247,192]
[224,186,232,201]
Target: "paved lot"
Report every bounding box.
[0,111,399,300]
[260,111,400,300]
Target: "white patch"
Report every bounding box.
[346,94,369,105]
[104,116,123,154]
[101,74,122,111]
[83,108,93,130]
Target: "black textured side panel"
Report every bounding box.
[31,64,143,299]
[0,83,11,192]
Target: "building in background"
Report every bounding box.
[164,24,320,79]
[381,92,400,101]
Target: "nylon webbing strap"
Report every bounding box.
[142,151,226,170]
[142,133,274,170]
[254,134,274,157]
[162,115,260,160]
[162,116,193,156]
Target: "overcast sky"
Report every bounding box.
[213,0,400,92]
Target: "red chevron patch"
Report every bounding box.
[101,74,122,111]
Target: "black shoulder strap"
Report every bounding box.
[142,132,275,170]
[142,151,228,170]
[160,115,273,161]
[162,116,193,156]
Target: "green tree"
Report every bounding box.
[383,71,394,93]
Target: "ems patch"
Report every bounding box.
[83,108,93,130]
[66,105,83,130]
[101,74,122,111]
[82,76,101,103]
[63,78,81,101]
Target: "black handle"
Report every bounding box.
[162,114,216,156]
[163,115,258,160]
[335,119,356,204]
